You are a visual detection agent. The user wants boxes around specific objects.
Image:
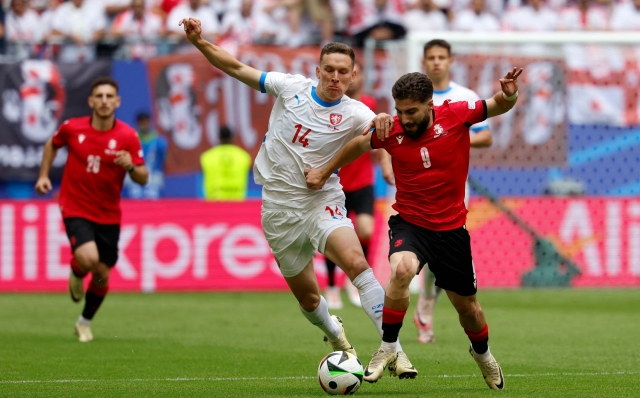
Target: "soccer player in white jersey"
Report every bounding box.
[179,17,417,378]
[381,39,493,344]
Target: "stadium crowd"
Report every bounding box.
[0,0,639,60]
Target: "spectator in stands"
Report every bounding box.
[347,0,407,48]
[5,0,43,58]
[502,0,558,31]
[610,0,640,30]
[166,0,219,45]
[200,126,252,201]
[451,0,504,18]
[50,0,107,62]
[452,0,500,31]
[219,0,255,46]
[111,0,165,59]
[558,0,608,30]
[103,0,133,18]
[288,0,334,47]
[403,0,448,32]
[39,0,61,45]
[123,112,168,199]
[251,0,298,46]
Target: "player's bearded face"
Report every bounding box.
[88,85,121,118]
[396,99,432,139]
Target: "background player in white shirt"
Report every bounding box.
[180,18,416,375]
[382,39,493,344]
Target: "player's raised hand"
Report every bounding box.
[363,113,394,141]
[179,17,203,44]
[305,168,328,190]
[114,151,133,170]
[34,176,52,195]
[499,67,523,98]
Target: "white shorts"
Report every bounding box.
[261,201,354,277]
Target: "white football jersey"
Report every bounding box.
[254,72,376,208]
[432,81,490,134]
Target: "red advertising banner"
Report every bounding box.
[1,198,639,292]
[371,197,640,288]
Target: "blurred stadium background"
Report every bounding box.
[1,24,640,292]
[2,1,640,395]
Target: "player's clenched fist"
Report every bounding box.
[179,17,202,44]
[305,168,328,190]
[34,176,52,195]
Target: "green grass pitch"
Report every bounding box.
[1,289,639,397]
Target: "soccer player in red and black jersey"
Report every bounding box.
[35,77,148,342]
[324,60,377,310]
[306,69,522,388]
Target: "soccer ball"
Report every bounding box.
[318,351,363,395]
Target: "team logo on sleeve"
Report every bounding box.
[329,113,343,125]
[467,100,476,109]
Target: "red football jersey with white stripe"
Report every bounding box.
[372,99,487,231]
[52,117,145,224]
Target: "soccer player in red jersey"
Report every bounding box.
[324,60,376,310]
[35,77,148,342]
[306,69,522,388]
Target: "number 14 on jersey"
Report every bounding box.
[292,124,310,147]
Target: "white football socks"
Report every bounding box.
[472,346,492,362]
[300,296,341,341]
[77,315,91,325]
[351,268,404,352]
[380,341,397,352]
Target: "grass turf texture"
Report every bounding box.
[1,290,639,397]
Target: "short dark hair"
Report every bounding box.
[392,73,434,103]
[423,39,452,57]
[319,42,355,67]
[90,76,119,94]
[136,111,150,122]
[220,126,233,142]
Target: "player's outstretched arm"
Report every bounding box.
[180,18,261,91]
[485,67,523,118]
[34,138,57,195]
[305,133,374,190]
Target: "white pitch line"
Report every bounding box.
[1,372,637,384]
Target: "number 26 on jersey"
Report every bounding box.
[292,124,311,147]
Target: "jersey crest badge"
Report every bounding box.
[329,113,342,125]
[78,134,85,144]
[396,135,404,144]
[434,124,447,138]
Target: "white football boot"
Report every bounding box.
[75,321,93,343]
[469,345,505,390]
[363,348,397,383]
[323,315,356,356]
[388,351,418,379]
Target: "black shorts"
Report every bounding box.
[63,217,120,267]
[344,185,374,216]
[387,215,477,296]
